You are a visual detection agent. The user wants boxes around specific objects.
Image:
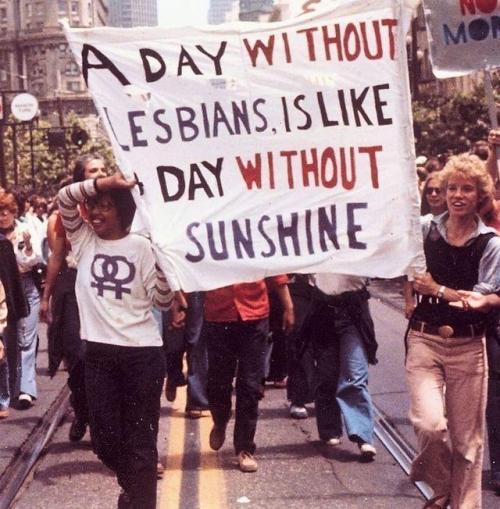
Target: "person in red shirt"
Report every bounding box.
[205,276,294,473]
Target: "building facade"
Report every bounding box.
[208,0,239,25]
[108,0,157,28]
[0,0,108,121]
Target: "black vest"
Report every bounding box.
[413,224,495,327]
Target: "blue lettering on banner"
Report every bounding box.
[91,254,136,299]
[443,15,500,45]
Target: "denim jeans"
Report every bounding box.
[85,342,165,509]
[0,319,21,410]
[486,318,500,482]
[312,301,374,444]
[163,292,208,410]
[206,318,268,454]
[19,275,40,399]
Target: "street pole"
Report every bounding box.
[12,123,18,186]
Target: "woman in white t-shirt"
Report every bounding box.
[58,173,175,509]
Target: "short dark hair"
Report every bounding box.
[73,153,104,182]
[107,188,136,231]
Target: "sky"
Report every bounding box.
[157,0,210,27]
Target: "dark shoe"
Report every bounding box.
[117,490,132,509]
[209,425,226,451]
[165,379,177,402]
[237,451,258,472]
[17,393,34,410]
[69,418,87,442]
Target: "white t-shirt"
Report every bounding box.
[58,180,173,347]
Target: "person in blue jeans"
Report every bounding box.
[309,274,378,459]
[0,190,42,410]
[0,229,28,418]
[163,291,209,418]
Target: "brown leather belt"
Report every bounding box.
[410,320,485,339]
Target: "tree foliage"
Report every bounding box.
[1,112,115,197]
[412,72,500,158]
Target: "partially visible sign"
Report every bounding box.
[11,93,38,121]
[423,0,500,78]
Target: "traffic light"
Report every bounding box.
[71,127,89,147]
[47,129,66,151]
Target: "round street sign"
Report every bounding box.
[11,93,39,121]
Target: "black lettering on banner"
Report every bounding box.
[128,111,147,147]
[81,44,130,87]
[91,254,135,299]
[185,222,205,262]
[140,48,167,82]
[347,202,367,249]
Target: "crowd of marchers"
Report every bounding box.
[0,128,499,509]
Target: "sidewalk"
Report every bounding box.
[0,324,69,488]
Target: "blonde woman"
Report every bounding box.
[408,154,500,509]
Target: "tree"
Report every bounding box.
[412,72,499,158]
[2,112,116,196]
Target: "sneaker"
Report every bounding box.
[289,404,308,419]
[165,379,177,402]
[209,425,226,451]
[237,451,258,473]
[0,408,9,419]
[69,418,87,442]
[359,442,377,460]
[324,437,341,446]
[186,409,209,419]
[273,378,287,389]
[17,393,33,410]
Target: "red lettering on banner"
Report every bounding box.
[243,36,276,66]
[460,0,498,16]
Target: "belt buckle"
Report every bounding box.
[438,325,454,338]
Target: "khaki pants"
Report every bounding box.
[405,329,487,509]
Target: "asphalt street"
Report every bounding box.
[7,291,500,509]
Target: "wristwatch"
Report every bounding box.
[436,285,446,299]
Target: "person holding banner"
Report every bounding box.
[408,154,500,509]
[307,274,378,459]
[205,278,294,472]
[57,173,175,509]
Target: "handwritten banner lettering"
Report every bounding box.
[423,0,500,77]
[64,0,423,291]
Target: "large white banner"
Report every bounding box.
[64,0,423,292]
[423,0,500,78]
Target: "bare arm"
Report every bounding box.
[39,214,66,323]
[274,283,295,334]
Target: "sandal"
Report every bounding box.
[423,495,449,509]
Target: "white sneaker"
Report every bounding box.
[324,437,341,446]
[359,442,377,460]
[289,404,308,419]
[17,393,34,410]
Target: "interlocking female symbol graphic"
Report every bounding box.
[90,254,136,299]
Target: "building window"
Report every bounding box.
[0,7,6,22]
[65,61,80,76]
[66,81,82,92]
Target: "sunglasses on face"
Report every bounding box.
[425,187,441,195]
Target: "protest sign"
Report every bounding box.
[423,0,500,78]
[63,0,423,291]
